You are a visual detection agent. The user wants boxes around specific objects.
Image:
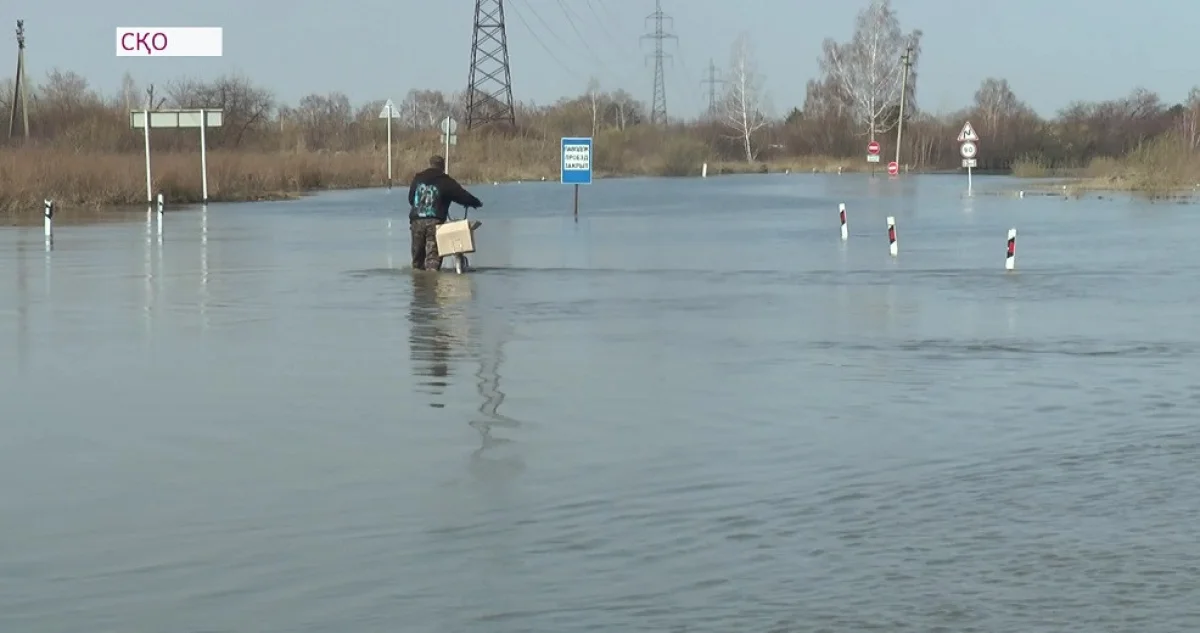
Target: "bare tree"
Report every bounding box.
[795,76,856,155]
[586,77,601,137]
[163,74,274,147]
[119,72,138,112]
[294,92,353,150]
[819,0,922,141]
[399,89,450,130]
[1174,87,1200,149]
[36,69,96,113]
[720,32,769,162]
[446,90,468,122]
[974,78,1021,135]
[604,89,643,129]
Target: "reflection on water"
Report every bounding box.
[469,310,525,491]
[155,209,164,318]
[385,217,395,270]
[15,235,28,373]
[400,264,525,483]
[143,213,153,339]
[200,205,209,329]
[472,338,520,439]
[408,272,474,408]
[403,267,525,477]
[42,232,51,297]
[470,315,522,460]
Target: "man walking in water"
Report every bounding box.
[408,155,482,270]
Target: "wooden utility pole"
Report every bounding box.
[8,19,30,141]
[894,44,914,168]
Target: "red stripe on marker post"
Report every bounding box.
[887,216,897,256]
[1005,228,1016,270]
[839,203,847,240]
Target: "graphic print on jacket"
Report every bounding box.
[412,183,439,218]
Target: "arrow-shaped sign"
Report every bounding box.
[378,98,397,119]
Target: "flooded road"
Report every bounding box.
[3,174,1200,631]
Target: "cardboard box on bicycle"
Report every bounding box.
[435,219,481,256]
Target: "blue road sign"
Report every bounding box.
[560,137,593,185]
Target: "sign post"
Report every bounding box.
[141,109,151,203]
[131,109,223,203]
[867,141,880,176]
[440,116,458,175]
[957,121,979,197]
[379,99,397,188]
[560,136,593,222]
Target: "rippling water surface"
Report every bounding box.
[3,174,1200,632]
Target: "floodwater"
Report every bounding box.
[3,174,1200,632]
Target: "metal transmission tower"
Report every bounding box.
[8,20,30,141]
[465,0,516,130]
[700,58,725,118]
[640,0,675,125]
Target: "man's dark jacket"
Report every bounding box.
[408,168,482,222]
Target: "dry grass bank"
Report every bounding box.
[707,156,861,176]
[1013,134,1200,198]
[0,148,379,214]
[0,130,859,216]
[0,137,559,214]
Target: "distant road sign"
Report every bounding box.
[960,141,977,159]
[440,116,458,135]
[957,121,979,142]
[867,141,880,155]
[378,99,396,119]
[887,161,899,176]
[962,158,977,168]
[560,137,593,185]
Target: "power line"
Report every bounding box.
[593,0,621,26]
[640,0,675,125]
[507,0,577,75]
[554,0,615,78]
[581,0,658,95]
[513,0,573,52]
[673,49,705,118]
[583,0,621,48]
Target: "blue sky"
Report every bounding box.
[7,0,1197,118]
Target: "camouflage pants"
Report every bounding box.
[410,217,444,270]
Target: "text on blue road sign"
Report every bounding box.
[560,137,593,184]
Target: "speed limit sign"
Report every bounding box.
[960,141,977,159]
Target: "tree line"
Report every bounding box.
[3,0,1198,175]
